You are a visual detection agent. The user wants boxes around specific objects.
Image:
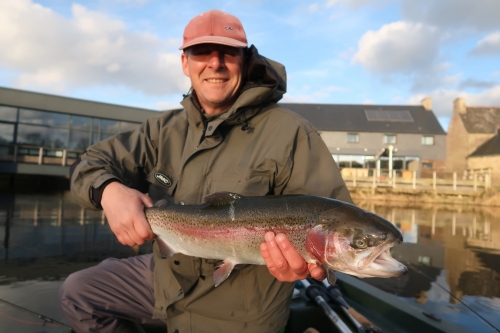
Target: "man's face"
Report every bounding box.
[182,44,244,115]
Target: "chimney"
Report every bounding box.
[421,97,432,111]
[454,97,466,114]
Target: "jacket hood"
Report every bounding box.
[181,45,287,129]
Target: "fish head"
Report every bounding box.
[307,203,407,278]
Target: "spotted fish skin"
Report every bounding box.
[145,192,406,286]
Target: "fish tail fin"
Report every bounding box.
[213,259,237,287]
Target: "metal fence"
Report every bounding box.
[0,143,84,167]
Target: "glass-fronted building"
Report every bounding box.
[0,87,160,174]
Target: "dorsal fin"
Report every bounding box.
[204,192,242,206]
[153,199,170,207]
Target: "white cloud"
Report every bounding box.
[407,85,500,121]
[325,0,341,7]
[352,21,457,92]
[0,0,188,96]
[325,0,375,9]
[282,93,315,103]
[362,99,374,104]
[115,0,149,5]
[308,4,319,13]
[155,100,182,110]
[470,32,500,56]
[401,0,500,32]
[353,21,441,74]
[458,78,498,90]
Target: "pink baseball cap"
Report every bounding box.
[179,10,248,50]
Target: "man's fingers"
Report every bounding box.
[264,232,289,270]
[134,216,154,241]
[141,194,154,208]
[309,264,326,281]
[275,233,308,274]
[117,232,136,247]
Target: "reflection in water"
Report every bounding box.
[0,192,151,280]
[1,193,500,332]
[357,201,500,333]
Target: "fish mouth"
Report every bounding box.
[354,241,407,278]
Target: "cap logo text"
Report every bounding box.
[155,173,172,187]
[224,26,234,31]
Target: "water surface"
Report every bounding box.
[1,192,499,332]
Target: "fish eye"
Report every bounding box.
[353,235,367,249]
[380,233,387,240]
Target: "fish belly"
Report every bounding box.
[153,222,312,265]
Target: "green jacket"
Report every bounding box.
[70,46,352,333]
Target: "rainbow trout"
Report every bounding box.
[146,192,407,287]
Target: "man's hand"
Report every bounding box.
[101,182,154,246]
[260,232,326,282]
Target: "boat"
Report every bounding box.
[138,272,470,333]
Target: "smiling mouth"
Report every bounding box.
[206,79,227,83]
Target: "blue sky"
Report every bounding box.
[1,0,500,130]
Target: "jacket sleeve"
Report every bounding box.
[275,128,353,204]
[70,117,159,210]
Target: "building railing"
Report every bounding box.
[0,143,85,167]
[341,167,493,192]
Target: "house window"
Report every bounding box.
[347,133,359,143]
[422,135,434,145]
[422,163,433,169]
[383,134,396,144]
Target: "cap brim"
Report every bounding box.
[179,36,247,50]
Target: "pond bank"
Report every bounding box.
[348,186,500,207]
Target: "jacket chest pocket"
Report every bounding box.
[208,174,270,197]
[147,169,178,203]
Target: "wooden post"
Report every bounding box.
[412,171,416,190]
[433,171,436,191]
[392,170,397,188]
[33,199,39,226]
[485,174,491,189]
[452,213,456,236]
[453,172,457,191]
[62,149,67,166]
[371,169,376,195]
[431,209,436,235]
[473,172,477,192]
[353,170,357,187]
[80,208,86,226]
[38,147,43,165]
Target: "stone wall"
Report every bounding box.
[468,155,500,186]
[446,98,496,173]
[446,104,469,172]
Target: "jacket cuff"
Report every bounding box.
[91,177,122,208]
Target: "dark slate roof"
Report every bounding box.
[469,132,500,157]
[278,103,445,134]
[461,107,500,134]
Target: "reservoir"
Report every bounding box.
[1,191,499,333]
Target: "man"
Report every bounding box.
[60,9,351,333]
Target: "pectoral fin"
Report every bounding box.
[156,237,177,259]
[213,259,237,287]
[327,269,337,286]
